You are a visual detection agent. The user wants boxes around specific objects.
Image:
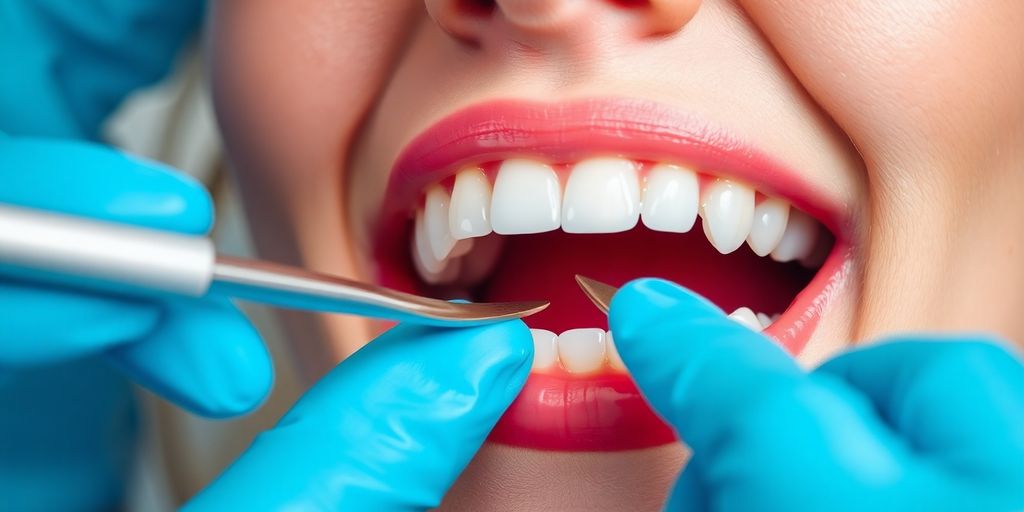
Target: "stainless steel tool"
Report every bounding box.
[574,274,617,314]
[0,204,547,326]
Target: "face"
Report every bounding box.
[208,1,1024,509]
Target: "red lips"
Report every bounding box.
[373,98,850,451]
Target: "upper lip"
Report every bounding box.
[377,96,848,239]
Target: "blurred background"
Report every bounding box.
[103,42,304,510]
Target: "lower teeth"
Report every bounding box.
[534,309,775,374]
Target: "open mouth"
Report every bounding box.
[372,98,851,452]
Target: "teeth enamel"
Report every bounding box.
[530,329,558,370]
[701,179,755,254]
[562,157,641,234]
[413,158,830,288]
[770,209,818,263]
[413,209,444,274]
[424,185,457,261]
[449,168,493,240]
[747,197,790,257]
[412,208,463,285]
[641,163,699,233]
[605,331,627,372]
[756,312,774,329]
[557,328,607,374]
[799,236,829,268]
[728,307,763,331]
[491,159,561,235]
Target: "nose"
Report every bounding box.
[426,0,699,47]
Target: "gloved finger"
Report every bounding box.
[0,136,211,233]
[185,319,533,512]
[817,339,1024,479]
[0,281,158,366]
[104,296,273,418]
[0,136,212,364]
[608,279,934,509]
[607,277,806,450]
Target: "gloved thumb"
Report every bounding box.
[184,319,533,511]
[607,278,805,452]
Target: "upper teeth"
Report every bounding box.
[490,159,562,235]
[448,167,493,239]
[562,157,641,234]
[411,157,825,284]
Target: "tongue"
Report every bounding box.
[481,226,813,333]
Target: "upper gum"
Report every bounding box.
[423,157,786,208]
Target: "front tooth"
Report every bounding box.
[489,157,561,234]
[641,163,699,233]
[701,179,755,254]
[562,157,640,233]
[557,328,606,374]
[449,168,493,240]
[605,331,627,372]
[770,209,818,262]
[756,312,773,329]
[531,329,558,370]
[747,197,790,257]
[491,159,561,234]
[425,185,456,260]
[728,307,763,331]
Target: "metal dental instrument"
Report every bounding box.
[574,274,617,314]
[0,204,548,326]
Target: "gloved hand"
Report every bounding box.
[184,319,533,511]
[609,278,1024,512]
[1,1,235,509]
[0,136,272,510]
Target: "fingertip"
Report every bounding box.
[609,277,721,343]
[105,297,273,418]
[187,325,274,419]
[0,138,213,234]
[477,318,533,363]
[105,152,214,235]
[466,319,534,402]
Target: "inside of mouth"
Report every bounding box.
[421,227,822,332]
[376,158,837,336]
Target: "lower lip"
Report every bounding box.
[486,244,851,452]
[489,371,676,451]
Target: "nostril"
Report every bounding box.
[426,0,494,45]
[458,0,496,15]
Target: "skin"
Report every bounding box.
[207,0,1024,509]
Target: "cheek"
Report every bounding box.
[206,2,397,375]
[741,0,1024,165]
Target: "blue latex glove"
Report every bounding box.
[2,1,214,508]
[184,319,533,511]
[0,0,205,140]
[0,137,272,510]
[609,278,1024,511]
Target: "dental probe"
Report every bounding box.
[0,204,547,326]
[575,274,616,314]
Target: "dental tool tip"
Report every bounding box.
[574,275,616,315]
[447,300,550,322]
